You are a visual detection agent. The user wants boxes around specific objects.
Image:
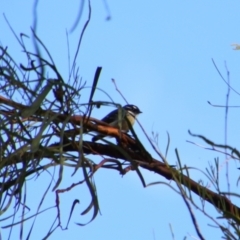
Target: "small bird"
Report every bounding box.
[92,104,142,142]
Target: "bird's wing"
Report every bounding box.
[101,109,124,123]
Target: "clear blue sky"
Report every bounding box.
[1,1,240,239]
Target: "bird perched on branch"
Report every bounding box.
[92,104,142,142]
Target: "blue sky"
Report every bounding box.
[1,1,240,239]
